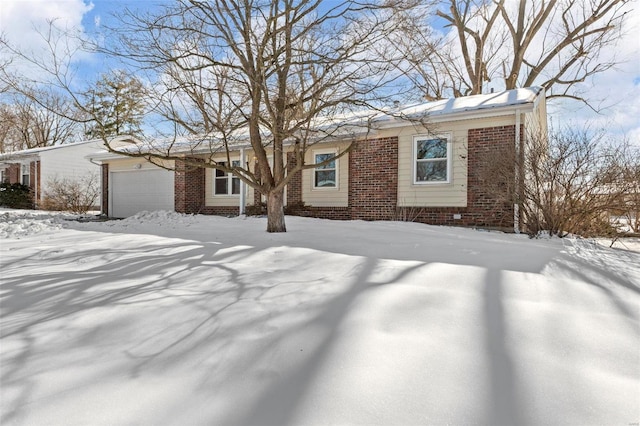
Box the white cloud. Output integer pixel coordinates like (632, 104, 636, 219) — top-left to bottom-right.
(1, 0, 93, 47)
(548, 3, 640, 144)
(0, 0, 94, 81)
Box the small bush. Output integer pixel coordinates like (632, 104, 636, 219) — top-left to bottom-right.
(41, 173, 99, 214)
(245, 202, 267, 216)
(0, 182, 33, 209)
(392, 205, 426, 222)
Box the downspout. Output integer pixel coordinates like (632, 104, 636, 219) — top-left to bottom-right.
(89, 157, 103, 214)
(514, 110, 521, 234)
(239, 148, 246, 215)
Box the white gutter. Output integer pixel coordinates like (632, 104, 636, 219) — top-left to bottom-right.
(375, 103, 537, 130)
(239, 148, 246, 215)
(514, 110, 521, 234)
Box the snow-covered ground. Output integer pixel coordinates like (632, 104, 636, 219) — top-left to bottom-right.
(1, 209, 638, 425)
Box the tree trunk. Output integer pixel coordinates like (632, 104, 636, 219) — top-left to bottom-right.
(266, 188, 286, 233)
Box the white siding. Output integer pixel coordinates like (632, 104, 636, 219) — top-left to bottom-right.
(39, 141, 104, 195)
(107, 157, 175, 172)
(378, 115, 519, 207)
(205, 154, 247, 208)
(301, 142, 350, 207)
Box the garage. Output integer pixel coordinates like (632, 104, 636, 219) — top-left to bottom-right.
(110, 169, 175, 217)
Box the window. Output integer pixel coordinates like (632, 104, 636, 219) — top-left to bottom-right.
(414, 136, 450, 183)
(214, 161, 240, 195)
(0, 170, 5, 183)
(314, 152, 337, 188)
(21, 164, 30, 186)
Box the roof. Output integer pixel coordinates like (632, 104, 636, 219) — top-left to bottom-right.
(89, 87, 545, 161)
(378, 86, 544, 126)
(0, 139, 105, 162)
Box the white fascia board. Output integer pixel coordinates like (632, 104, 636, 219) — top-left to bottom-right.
(86, 151, 131, 162)
(0, 153, 40, 163)
(374, 103, 537, 130)
(0, 139, 104, 160)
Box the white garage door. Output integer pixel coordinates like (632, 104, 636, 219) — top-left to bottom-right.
(110, 169, 175, 217)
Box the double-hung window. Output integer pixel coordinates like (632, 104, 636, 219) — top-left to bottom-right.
(314, 152, 337, 188)
(414, 136, 450, 183)
(214, 160, 240, 195)
(21, 164, 30, 186)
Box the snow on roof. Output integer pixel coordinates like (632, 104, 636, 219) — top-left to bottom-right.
(379, 86, 544, 123)
(89, 87, 544, 160)
(0, 139, 105, 161)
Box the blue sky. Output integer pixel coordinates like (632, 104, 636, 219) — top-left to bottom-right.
(1, 0, 639, 143)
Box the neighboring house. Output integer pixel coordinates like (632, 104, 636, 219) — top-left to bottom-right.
(90, 87, 547, 231)
(0, 140, 106, 208)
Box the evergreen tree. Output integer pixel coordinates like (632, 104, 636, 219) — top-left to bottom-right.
(84, 70, 146, 138)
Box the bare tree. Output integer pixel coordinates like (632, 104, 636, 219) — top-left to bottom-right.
(41, 172, 100, 214)
(95, 0, 411, 232)
(0, 88, 82, 152)
(392, 0, 630, 106)
(382, 2, 455, 100)
(612, 142, 640, 234)
(481, 125, 635, 238)
(0, 2, 423, 232)
(0, 22, 88, 151)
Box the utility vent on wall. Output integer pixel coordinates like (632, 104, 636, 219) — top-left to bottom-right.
(453, 214, 462, 220)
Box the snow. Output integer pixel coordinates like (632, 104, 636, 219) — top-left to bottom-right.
(0, 138, 104, 159)
(90, 87, 543, 161)
(0, 210, 65, 239)
(395, 87, 543, 120)
(1, 209, 638, 425)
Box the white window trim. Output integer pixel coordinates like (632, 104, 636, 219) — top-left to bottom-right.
(213, 160, 241, 197)
(21, 163, 30, 186)
(312, 149, 339, 190)
(412, 133, 452, 185)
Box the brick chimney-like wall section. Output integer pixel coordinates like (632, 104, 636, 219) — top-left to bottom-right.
(349, 137, 399, 220)
(7, 164, 20, 184)
(175, 158, 204, 214)
(286, 152, 302, 206)
(465, 125, 517, 229)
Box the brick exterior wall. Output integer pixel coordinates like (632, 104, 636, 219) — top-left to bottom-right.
(282, 127, 519, 230)
(175, 158, 205, 214)
(2, 162, 35, 208)
(393, 125, 517, 229)
(466, 125, 517, 228)
(6, 163, 20, 184)
(349, 137, 399, 220)
(286, 206, 351, 220)
(164, 125, 520, 230)
(200, 205, 242, 216)
(101, 164, 109, 216)
(286, 152, 302, 206)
